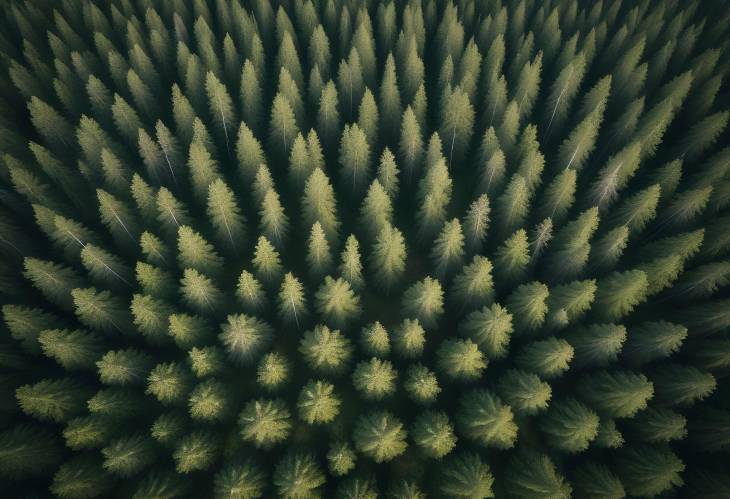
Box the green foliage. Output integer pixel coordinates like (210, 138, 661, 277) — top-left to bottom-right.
(457, 390, 517, 449)
(504, 450, 572, 499)
(353, 410, 408, 463)
(615, 445, 685, 497)
(239, 398, 291, 449)
(299, 324, 353, 374)
(540, 398, 600, 453)
(274, 452, 326, 498)
(1, 1, 728, 495)
(353, 357, 397, 400)
(439, 452, 494, 498)
(411, 411, 457, 458)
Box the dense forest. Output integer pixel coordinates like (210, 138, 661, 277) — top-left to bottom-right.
(0, 0, 729, 497)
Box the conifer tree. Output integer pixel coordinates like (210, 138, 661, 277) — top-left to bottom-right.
(278, 273, 308, 328)
(540, 398, 600, 453)
(460, 304, 513, 359)
(360, 179, 393, 240)
(273, 452, 326, 498)
(252, 236, 283, 287)
(299, 324, 353, 375)
(307, 222, 334, 280)
(504, 450, 572, 499)
(411, 411, 457, 459)
(615, 445, 685, 497)
(390, 318, 425, 359)
(579, 370, 654, 418)
(219, 314, 274, 366)
(451, 255, 494, 308)
(498, 369, 552, 415)
(207, 179, 246, 253)
(439, 452, 494, 498)
(1, 2, 729, 495)
(302, 168, 340, 243)
(457, 389, 517, 449)
(239, 398, 291, 449)
(353, 411, 407, 463)
(437, 339, 486, 381)
(315, 276, 361, 329)
(353, 357, 397, 400)
(339, 234, 364, 291)
(402, 277, 444, 329)
(516, 337, 574, 379)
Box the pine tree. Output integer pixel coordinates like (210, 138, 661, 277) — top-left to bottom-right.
(431, 219, 465, 278)
(2, 304, 57, 355)
(72, 287, 132, 334)
(540, 398, 599, 453)
(353, 411, 407, 463)
(236, 123, 266, 181)
(370, 223, 406, 291)
(357, 88, 379, 148)
(307, 222, 334, 280)
(416, 158, 453, 239)
(219, 314, 274, 366)
(437, 339, 486, 381)
(460, 303, 513, 359)
(146, 362, 191, 405)
(315, 276, 361, 329)
(505, 282, 549, 334)
(579, 370, 654, 418)
(252, 236, 283, 287)
(299, 324, 353, 374)
(302, 168, 340, 243)
(567, 323, 627, 369)
(498, 369, 551, 415)
(214, 460, 266, 499)
(651, 363, 716, 407)
(360, 179, 392, 240)
(101, 433, 156, 476)
(571, 463, 625, 499)
(593, 270, 649, 322)
(399, 106, 423, 184)
(273, 452, 326, 498)
(516, 337, 574, 379)
(0, 425, 61, 478)
(189, 379, 230, 422)
(50, 455, 112, 499)
(278, 273, 308, 328)
(238, 398, 291, 449)
(257, 352, 290, 390)
(462, 194, 490, 253)
(339, 123, 371, 194)
(503, 450, 572, 499)
(404, 363, 440, 404)
(392, 318, 426, 358)
(616, 445, 685, 497)
(327, 440, 356, 477)
(339, 234, 364, 291)
(402, 277, 444, 329)
(411, 411, 456, 459)
(353, 357, 397, 400)
(457, 389, 517, 449)
(207, 178, 246, 253)
(451, 255, 494, 308)
(629, 406, 688, 443)
(269, 93, 299, 158)
(16, 378, 90, 423)
(359, 321, 390, 357)
(623, 321, 687, 366)
(439, 452, 494, 498)
(493, 229, 530, 285)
